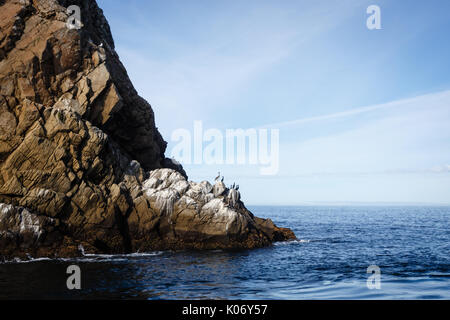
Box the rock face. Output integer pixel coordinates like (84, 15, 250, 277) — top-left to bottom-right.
(0, 0, 295, 260)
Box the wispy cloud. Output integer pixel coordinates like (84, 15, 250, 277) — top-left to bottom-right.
(114, 0, 362, 132)
(100, 0, 450, 204)
(259, 89, 450, 129)
(431, 165, 450, 173)
(279, 89, 450, 178)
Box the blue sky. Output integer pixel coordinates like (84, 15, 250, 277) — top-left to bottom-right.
(98, 0, 450, 205)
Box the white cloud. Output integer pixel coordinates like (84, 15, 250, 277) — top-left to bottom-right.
(431, 165, 450, 173)
(279, 89, 450, 176)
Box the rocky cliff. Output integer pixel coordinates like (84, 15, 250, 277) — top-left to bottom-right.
(0, 0, 295, 260)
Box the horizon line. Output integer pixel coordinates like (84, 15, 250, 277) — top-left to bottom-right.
(246, 201, 450, 207)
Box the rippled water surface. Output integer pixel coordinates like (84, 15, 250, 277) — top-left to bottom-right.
(0, 206, 449, 299)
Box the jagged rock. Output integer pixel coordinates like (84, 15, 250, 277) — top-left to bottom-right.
(0, 203, 69, 259)
(0, 0, 295, 259)
(226, 188, 241, 207)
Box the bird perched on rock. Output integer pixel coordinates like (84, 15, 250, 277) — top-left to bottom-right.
(236, 185, 239, 191)
(214, 172, 221, 181)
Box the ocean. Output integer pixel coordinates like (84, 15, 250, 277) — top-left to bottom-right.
(0, 206, 449, 299)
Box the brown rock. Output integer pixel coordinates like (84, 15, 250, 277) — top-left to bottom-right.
(0, 0, 295, 260)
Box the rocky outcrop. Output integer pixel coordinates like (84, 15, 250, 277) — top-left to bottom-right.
(0, 0, 295, 260)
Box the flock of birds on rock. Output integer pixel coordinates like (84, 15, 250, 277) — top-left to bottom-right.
(214, 172, 241, 207)
(214, 172, 239, 190)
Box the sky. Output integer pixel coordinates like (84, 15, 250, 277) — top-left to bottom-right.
(97, 0, 450, 205)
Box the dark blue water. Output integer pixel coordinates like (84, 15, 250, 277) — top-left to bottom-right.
(0, 206, 449, 299)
